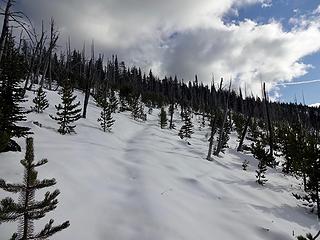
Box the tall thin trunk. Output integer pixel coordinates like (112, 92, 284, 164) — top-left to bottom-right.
(214, 81, 232, 156)
(169, 102, 174, 129)
(0, 0, 12, 65)
(206, 111, 218, 161)
(237, 112, 253, 151)
(263, 83, 274, 158)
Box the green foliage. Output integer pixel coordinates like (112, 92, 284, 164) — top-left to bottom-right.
(233, 112, 246, 140)
(159, 107, 168, 129)
(109, 89, 118, 113)
(130, 95, 146, 121)
(251, 141, 270, 185)
(178, 110, 194, 139)
(0, 35, 30, 151)
(0, 138, 70, 239)
(50, 80, 82, 134)
(32, 87, 49, 113)
(98, 94, 115, 132)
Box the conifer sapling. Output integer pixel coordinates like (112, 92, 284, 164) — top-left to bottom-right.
(178, 110, 194, 140)
(32, 87, 49, 113)
(50, 80, 82, 134)
(159, 107, 168, 129)
(98, 94, 115, 132)
(0, 137, 70, 239)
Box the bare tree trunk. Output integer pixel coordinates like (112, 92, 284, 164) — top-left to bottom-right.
(206, 110, 218, 161)
(263, 83, 274, 158)
(82, 41, 95, 119)
(214, 81, 232, 156)
(40, 19, 58, 88)
(0, 0, 12, 65)
(169, 102, 174, 129)
(237, 111, 253, 151)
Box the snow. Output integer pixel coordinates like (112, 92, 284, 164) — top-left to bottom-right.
(1, 87, 319, 240)
(309, 103, 320, 108)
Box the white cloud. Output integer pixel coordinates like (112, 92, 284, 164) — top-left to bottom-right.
(313, 5, 320, 14)
(17, 1, 320, 97)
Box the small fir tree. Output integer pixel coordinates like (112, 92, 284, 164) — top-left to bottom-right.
(131, 95, 146, 121)
(178, 110, 194, 140)
(109, 89, 118, 113)
(32, 87, 49, 113)
(50, 79, 82, 134)
(159, 107, 168, 129)
(251, 141, 269, 185)
(98, 95, 115, 132)
(0, 138, 70, 239)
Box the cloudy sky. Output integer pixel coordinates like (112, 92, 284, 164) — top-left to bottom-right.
(13, 0, 320, 104)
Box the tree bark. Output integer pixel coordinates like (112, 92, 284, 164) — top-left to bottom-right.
(0, 0, 12, 65)
(263, 83, 274, 158)
(237, 111, 253, 151)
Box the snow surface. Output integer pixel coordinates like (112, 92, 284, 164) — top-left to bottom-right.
(309, 103, 320, 108)
(1, 87, 319, 240)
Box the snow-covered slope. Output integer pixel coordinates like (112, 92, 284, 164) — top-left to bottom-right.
(0, 88, 319, 240)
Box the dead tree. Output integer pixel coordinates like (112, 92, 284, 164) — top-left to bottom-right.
(206, 109, 218, 161)
(0, 0, 12, 64)
(237, 109, 254, 151)
(263, 82, 274, 158)
(214, 81, 232, 156)
(40, 18, 59, 89)
(82, 41, 95, 118)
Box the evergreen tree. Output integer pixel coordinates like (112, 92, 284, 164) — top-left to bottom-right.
(0, 138, 70, 239)
(256, 159, 268, 185)
(98, 95, 115, 132)
(131, 95, 146, 121)
(178, 110, 194, 140)
(159, 107, 168, 129)
(0, 35, 30, 152)
(109, 89, 118, 113)
(50, 79, 82, 134)
(32, 87, 49, 113)
(251, 141, 269, 185)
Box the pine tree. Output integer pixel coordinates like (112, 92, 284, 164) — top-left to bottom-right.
(159, 107, 168, 129)
(0, 138, 70, 239)
(131, 95, 146, 121)
(109, 89, 118, 113)
(178, 110, 194, 140)
(0, 34, 30, 152)
(256, 159, 268, 185)
(32, 87, 49, 113)
(251, 141, 269, 185)
(50, 79, 82, 134)
(98, 95, 115, 132)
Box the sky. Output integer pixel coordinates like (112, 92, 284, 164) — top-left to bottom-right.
(8, 0, 320, 104)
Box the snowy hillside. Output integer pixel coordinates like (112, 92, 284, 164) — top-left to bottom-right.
(0, 88, 319, 240)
